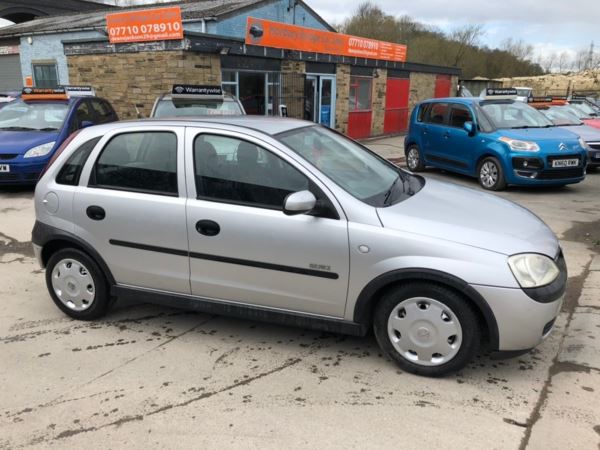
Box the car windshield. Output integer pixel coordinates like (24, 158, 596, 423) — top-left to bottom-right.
(516, 89, 532, 97)
(479, 101, 554, 129)
(563, 104, 591, 119)
(0, 101, 68, 131)
(570, 102, 598, 117)
(153, 98, 242, 117)
(278, 126, 419, 207)
(542, 107, 583, 126)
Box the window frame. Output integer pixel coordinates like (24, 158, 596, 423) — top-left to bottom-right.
(349, 76, 373, 112)
(187, 129, 341, 220)
(88, 130, 180, 197)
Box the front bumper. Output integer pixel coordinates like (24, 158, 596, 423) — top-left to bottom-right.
(472, 284, 563, 351)
(588, 148, 600, 167)
(0, 161, 47, 184)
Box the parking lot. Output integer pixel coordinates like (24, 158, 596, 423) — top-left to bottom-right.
(1, 145, 599, 449)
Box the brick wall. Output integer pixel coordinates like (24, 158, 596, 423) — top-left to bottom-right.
(335, 64, 350, 134)
(67, 50, 221, 119)
(370, 68, 387, 136)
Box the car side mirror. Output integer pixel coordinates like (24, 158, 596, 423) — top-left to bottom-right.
(80, 120, 95, 129)
(463, 121, 475, 135)
(283, 190, 317, 216)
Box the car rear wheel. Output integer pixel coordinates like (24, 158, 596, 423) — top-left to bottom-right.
(477, 156, 506, 191)
(373, 282, 480, 377)
(406, 145, 425, 172)
(46, 248, 110, 320)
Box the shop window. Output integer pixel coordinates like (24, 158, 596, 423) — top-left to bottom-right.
(221, 70, 238, 97)
(349, 77, 372, 111)
(32, 63, 59, 88)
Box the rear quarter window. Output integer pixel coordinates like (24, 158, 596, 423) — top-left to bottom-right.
(56, 136, 101, 186)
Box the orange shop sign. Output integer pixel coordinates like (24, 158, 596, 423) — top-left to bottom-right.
(245, 18, 407, 63)
(106, 6, 183, 44)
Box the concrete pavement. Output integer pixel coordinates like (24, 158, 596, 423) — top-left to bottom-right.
(1, 149, 599, 449)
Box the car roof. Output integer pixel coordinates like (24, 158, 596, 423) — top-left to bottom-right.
(88, 116, 313, 136)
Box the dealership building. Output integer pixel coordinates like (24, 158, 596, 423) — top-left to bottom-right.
(0, 0, 459, 138)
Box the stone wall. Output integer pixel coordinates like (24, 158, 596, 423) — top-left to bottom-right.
(370, 69, 388, 136)
(67, 50, 221, 119)
(280, 60, 306, 120)
(408, 72, 437, 117)
(335, 64, 350, 134)
(500, 70, 600, 95)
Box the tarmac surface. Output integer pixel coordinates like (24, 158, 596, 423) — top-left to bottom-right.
(1, 136, 599, 449)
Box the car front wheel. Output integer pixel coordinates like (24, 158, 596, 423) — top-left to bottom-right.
(477, 156, 506, 190)
(46, 248, 110, 320)
(373, 282, 480, 377)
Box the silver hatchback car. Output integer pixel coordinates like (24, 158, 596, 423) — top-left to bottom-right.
(32, 117, 566, 377)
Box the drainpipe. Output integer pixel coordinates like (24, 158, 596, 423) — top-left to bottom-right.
(201, 18, 206, 33)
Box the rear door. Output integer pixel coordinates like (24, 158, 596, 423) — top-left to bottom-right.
(74, 125, 190, 294)
(184, 127, 350, 317)
(422, 102, 451, 167)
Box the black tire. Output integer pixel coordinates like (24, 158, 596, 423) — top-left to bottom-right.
(477, 156, 506, 191)
(373, 282, 481, 377)
(45, 248, 110, 320)
(405, 144, 426, 172)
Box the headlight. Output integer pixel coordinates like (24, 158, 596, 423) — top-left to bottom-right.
(508, 253, 559, 288)
(23, 141, 56, 158)
(499, 137, 540, 152)
(578, 137, 590, 150)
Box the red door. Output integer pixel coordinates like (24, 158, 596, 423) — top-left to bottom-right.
(434, 75, 452, 98)
(383, 77, 410, 134)
(347, 76, 373, 139)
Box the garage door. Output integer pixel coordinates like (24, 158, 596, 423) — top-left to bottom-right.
(0, 55, 23, 91)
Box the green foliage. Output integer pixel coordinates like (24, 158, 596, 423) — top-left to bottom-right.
(339, 2, 544, 78)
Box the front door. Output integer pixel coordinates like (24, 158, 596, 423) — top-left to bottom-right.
(73, 126, 190, 294)
(184, 128, 350, 317)
(443, 103, 477, 172)
(318, 76, 336, 128)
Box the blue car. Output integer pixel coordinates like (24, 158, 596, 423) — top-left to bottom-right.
(0, 87, 118, 185)
(404, 89, 588, 190)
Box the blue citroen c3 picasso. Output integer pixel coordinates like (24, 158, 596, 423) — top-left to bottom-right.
(404, 88, 588, 190)
(0, 86, 118, 185)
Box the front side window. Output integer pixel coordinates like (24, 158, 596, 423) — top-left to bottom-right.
(91, 100, 115, 123)
(33, 63, 59, 88)
(349, 77, 372, 111)
(480, 101, 554, 129)
(278, 126, 419, 207)
(449, 104, 473, 128)
(0, 100, 69, 131)
(70, 102, 95, 134)
(194, 134, 308, 209)
(92, 132, 178, 195)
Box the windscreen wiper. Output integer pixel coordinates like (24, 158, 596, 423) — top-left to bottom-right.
(0, 126, 38, 131)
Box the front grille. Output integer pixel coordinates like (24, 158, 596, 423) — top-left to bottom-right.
(24, 173, 39, 181)
(543, 318, 556, 336)
(588, 143, 600, 151)
(537, 168, 585, 180)
(0, 173, 19, 181)
(0, 154, 18, 160)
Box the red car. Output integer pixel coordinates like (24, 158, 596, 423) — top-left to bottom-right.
(555, 104, 600, 130)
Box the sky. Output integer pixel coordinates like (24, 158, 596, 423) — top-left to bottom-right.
(1, 0, 598, 64)
(306, 0, 600, 64)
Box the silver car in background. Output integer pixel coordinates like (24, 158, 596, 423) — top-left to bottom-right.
(32, 117, 566, 376)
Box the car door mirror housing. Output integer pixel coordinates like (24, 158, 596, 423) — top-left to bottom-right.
(463, 121, 475, 135)
(283, 190, 317, 216)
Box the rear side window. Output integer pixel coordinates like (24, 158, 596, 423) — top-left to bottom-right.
(425, 103, 448, 125)
(91, 132, 178, 196)
(449, 104, 473, 128)
(56, 136, 101, 186)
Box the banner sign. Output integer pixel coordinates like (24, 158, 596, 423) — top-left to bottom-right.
(486, 88, 517, 96)
(0, 45, 19, 55)
(171, 85, 223, 96)
(106, 6, 183, 44)
(245, 17, 407, 63)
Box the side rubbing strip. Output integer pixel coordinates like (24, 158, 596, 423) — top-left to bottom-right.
(109, 239, 188, 257)
(109, 239, 339, 280)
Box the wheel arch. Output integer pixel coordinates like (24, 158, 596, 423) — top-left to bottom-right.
(33, 221, 116, 286)
(352, 268, 499, 350)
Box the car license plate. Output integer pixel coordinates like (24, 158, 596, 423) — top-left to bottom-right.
(552, 159, 578, 168)
(0, 164, 9, 173)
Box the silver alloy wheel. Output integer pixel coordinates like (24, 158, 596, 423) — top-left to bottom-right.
(387, 297, 462, 366)
(407, 147, 420, 170)
(51, 258, 95, 311)
(480, 161, 499, 188)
